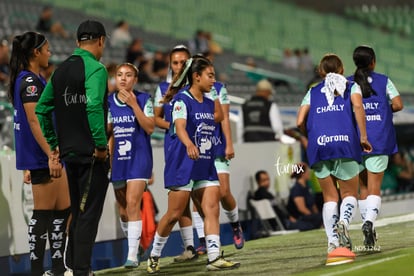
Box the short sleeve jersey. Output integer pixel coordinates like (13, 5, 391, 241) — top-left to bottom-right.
(13, 70, 48, 170)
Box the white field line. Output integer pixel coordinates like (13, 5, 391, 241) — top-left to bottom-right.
(321, 254, 409, 276)
(349, 213, 414, 230)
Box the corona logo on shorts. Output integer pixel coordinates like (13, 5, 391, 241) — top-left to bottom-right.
(317, 134, 350, 146)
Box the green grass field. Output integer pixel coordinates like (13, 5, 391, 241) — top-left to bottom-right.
(97, 214, 414, 275)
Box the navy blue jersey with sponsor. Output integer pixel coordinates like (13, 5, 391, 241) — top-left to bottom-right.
(13, 70, 48, 170)
(348, 72, 397, 155)
(306, 81, 361, 167)
(108, 91, 153, 181)
(164, 90, 218, 188)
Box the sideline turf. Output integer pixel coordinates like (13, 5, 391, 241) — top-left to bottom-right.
(96, 216, 414, 275)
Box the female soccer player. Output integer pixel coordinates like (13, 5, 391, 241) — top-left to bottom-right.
(108, 62, 154, 268)
(297, 54, 372, 255)
(147, 56, 239, 274)
(9, 31, 70, 276)
(350, 45, 403, 248)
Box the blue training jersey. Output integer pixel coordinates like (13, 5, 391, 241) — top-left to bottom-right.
(306, 81, 361, 167)
(164, 90, 218, 188)
(13, 70, 48, 170)
(348, 72, 398, 155)
(108, 90, 153, 181)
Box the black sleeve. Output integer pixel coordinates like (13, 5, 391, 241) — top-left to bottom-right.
(20, 74, 43, 104)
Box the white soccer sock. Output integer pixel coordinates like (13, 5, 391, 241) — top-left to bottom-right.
(224, 205, 239, 223)
(192, 211, 205, 239)
(206, 234, 220, 262)
(339, 196, 357, 228)
(119, 217, 128, 237)
(150, 232, 169, 257)
(358, 199, 367, 221)
(323, 201, 339, 246)
(179, 225, 194, 248)
(365, 195, 381, 225)
(127, 220, 142, 261)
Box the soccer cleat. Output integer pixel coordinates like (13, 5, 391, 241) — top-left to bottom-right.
(196, 244, 207, 255)
(362, 221, 377, 248)
(232, 224, 245, 249)
(173, 245, 198, 262)
(326, 247, 356, 266)
(206, 251, 241, 271)
(63, 269, 73, 276)
(327, 243, 338, 254)
(43, 271, 54, 276)
(124, 259, 139, 268)
(335, 221, 352, 250)
(147, 256, 160, 274)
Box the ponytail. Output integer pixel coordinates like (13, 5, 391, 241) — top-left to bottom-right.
(354, 67, 376, 98)
(352, 45, 376, 98)
(8, 32, 47, 105)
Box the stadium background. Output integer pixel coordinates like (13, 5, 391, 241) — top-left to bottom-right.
(0, 0, 414, 274)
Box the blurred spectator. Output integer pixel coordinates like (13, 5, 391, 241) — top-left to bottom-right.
(282, 48, 298, 70)
(242, 79, 283, 142)
(138, 59, 156, 84)
(253, 170, 289, 231)
(306, 65, 323, 89)
(0, 39, 10, 85)
(204, 31, 223, 55)
(125, 38, 145, 66)
(388, 152, 414, 193)
(300, 48, 314, 72)
(110, 20, 133, 48)
(244, 56, 263, 83)
(106, 63, 117, 94)
(187, 29, 209, 54)
(36, 6, 69, 38)
(152, 50, 168, 80)
(286, 163, 322, 231)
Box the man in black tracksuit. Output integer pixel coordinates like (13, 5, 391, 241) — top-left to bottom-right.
(36, 20, 109, 276)
(242, 79, 284, 142)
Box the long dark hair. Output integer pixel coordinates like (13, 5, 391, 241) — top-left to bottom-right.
(163, 55, 212, 103)
(353, 45, 376, 98)
(318, 53, 343, 77)
(8, 32, 47, 105)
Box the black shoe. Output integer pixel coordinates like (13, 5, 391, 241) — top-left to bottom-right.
(362, 221, 376, 248)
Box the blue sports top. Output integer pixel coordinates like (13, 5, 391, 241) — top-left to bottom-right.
(13, 70, 48, 170)
(164, 90, 218, 188)
(305, 80, 362, 167)
(108, 90, 153, 181)
(348, 72, 398, 155)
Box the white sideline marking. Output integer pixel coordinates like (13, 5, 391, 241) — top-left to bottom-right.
(321, 254, 408, 276)
(349, 213, 414, 230)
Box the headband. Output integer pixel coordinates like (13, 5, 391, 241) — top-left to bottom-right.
(34, 37, 47, 49)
